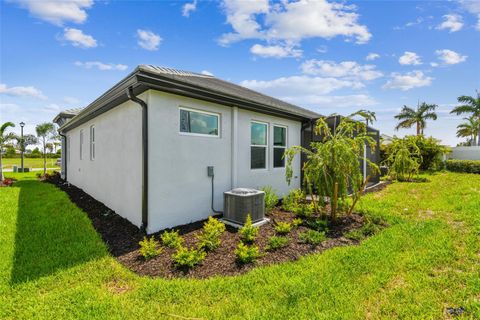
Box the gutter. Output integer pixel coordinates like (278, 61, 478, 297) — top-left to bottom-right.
(58, 132, 67, 181)
(127, 86, 149, 233)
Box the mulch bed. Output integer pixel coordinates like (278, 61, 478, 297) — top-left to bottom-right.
(45, 172, 389, 279)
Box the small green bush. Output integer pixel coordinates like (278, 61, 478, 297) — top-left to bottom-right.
(239, 214, 259, 243)
(274, 221, 292, 235)
(345, 216, 383, 241)
(139, 236, 162, 260)
(235, 242, 260, 263)
(292, 218, 303, 227)
(299, 230, 326, 246)
(160, 230, 184, 249)
(197, 216, 226, 251)
(282, 189, 305, 212)
(261, 186, 279, 213)
(304, 219, 329, 232)
(265, 236, 289, 251)
(173, 246, 206, 269)
(446, 159, 480, 174)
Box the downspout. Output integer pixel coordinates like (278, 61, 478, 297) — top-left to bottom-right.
(127, 87, 149, 233)
(59, 132, 67, 181)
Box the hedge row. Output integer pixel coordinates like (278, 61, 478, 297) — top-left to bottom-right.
(445, 159, 480, 174)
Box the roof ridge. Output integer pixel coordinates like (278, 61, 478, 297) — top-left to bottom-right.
(140, 65, 214, 78)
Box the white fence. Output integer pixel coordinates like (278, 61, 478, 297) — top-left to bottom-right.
(446, 146, 480, 160)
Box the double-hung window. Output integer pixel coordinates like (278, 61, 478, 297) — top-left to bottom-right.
(251, 121, 268, 169)
(273, 126, 287, 168)
(90, 125, 95, 160)
(79, 130, 84, 160)
(179, 108, 219, 137)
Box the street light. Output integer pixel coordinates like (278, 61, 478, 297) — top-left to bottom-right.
(19, 122, 25, 173)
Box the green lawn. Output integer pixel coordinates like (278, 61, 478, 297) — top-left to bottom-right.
(1, 172, 479, 319)
(1, 158, 60, 169)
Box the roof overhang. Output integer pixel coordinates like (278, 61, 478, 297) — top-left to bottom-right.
(59, 67, 319, 133)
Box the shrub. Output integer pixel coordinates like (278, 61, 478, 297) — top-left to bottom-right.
(299, 230, 326, 246)
(446, 159, 480, 174)
(265, 236, 289, 251)
(292, 218, 303, 227)
(261, 186, 279, 213)
(160, 230, 183, 249)
(274, 221, 292, 235)
(384, 136, 421, 181)
(304, 219, 329, 232)
(345, 217, 383, 241)
(173, 246, 206, 269)
(282, 189, 305, 212)
(235, 242, 260, 263)
(138, 236, 162, 260)
(239, 214, 259, 243)
(197, 216, 226, 251)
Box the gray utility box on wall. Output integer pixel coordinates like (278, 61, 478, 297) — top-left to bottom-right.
(224, 188, 265, 225)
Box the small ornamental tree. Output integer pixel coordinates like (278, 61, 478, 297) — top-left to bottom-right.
(0, 122, 16, 181)
(35, 122, 55, 176)
(285, 111, 379, 220)
(383, 136, 421, 181)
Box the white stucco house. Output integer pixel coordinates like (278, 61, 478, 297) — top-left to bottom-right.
(54, 65, 321, 234)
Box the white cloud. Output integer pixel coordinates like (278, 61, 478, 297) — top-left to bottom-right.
(0, 83, 47, 99)
(240, 76, 364, 97)
(430, 62, 439, 67)
(317, 45, 328, 53)
(435, 49, 467, 64)
(283, 94, 377, 109)
(182, 0, 197, 17)
(366, 53, 380, 61)
(201, 70, 214, 76)
(219, 0, 371, 46)
(62, 28, 97, 48)
(74, 61, 128, 71)
(63, 96, 80, 104)
(136, 29, 162, 51)
(250, 43, 302, 58)
(398, 51, 422, 65)
(12, 0, 93, 26)
(383, 71, 433, 91)
(457, 1, 480, 30)
(300, 60, 383, 81)
(436, 14, 464, 32)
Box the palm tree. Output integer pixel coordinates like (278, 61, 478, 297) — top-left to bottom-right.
(394, 102, 438, 135)
(450, 91, 480, 146)
(0, 122, 16, 181)
(35, 122, 55, 176)
(456, 116, 480, 146)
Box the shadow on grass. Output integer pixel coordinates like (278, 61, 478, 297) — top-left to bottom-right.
(10, 178, 107, 285)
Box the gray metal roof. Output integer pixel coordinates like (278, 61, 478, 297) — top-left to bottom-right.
(139, 65, 320, 119)
(58, 65, 321, 132)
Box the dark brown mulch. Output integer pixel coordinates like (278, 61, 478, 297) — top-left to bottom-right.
(45, 172, 386, 279)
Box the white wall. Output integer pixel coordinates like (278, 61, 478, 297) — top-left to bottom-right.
(66, 98, 143, 227)
(147, 90, 301, 233)
(447, 146, 480, 160)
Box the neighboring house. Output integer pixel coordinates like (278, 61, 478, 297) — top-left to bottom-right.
(54, 65, 320, 233)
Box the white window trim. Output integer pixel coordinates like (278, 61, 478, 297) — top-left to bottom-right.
(67, 136, 70, 163)
(90, 125, 95, 161)
(250, 120, 268, 170)
(178, 106, 220, 138)
(273, 124, 288, 169)
(79, 129, 84, 160)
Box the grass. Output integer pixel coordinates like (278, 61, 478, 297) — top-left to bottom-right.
(1, 171, 479, 319)
(1, 158, 60, 169)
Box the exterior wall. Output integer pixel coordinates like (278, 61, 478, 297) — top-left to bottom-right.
(447, 146, 480, 160)
(147, 90, 301, 233)
(65, 98, 143, 227)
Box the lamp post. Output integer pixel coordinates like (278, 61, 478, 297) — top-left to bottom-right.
(20, 122, 25, 173)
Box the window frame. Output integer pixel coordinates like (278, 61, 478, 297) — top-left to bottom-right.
(178, 106, 220, 138)
(273, 125, 288, 168)
(250, 120, 268, 170)
(90, 125, 95, 161)
(79, 129, 84, 160)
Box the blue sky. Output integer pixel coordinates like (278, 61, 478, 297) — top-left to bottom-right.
(1, 0, 479, 146)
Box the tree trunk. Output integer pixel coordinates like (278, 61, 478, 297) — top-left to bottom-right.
(0, 151, 3, 182)
(477, 129, 480, 146)
(416, 122, 421, 135)
(43, 138, 47, 176)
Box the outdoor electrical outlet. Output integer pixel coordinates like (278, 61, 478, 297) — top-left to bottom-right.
(207, 166, 214, 177)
